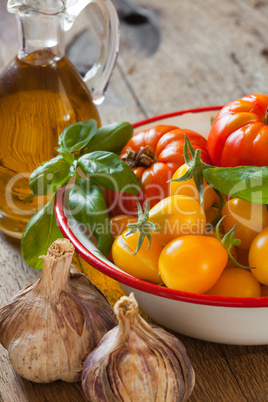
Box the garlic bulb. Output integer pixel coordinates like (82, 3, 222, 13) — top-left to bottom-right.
(82, 293, 195, 401)
(0, 238, 117, 383)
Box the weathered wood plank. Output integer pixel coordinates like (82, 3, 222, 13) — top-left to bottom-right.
(117, 0, 268, 114)
(219, 343, 268, 401)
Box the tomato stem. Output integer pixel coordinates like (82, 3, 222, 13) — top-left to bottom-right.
(124, 146, 156, 168)
(216, 216, 253, 270)
(264, 107, 268, 125)
(169, 135, 225, 208)
(126, 197, 155, 255)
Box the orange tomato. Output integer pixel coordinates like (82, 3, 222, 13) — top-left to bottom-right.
(112, 230, 163, 284)
(110, 215, 137, 239)
(202, 225, 236, 268)
(206, 268, 261, 297)
(148, 195, 206, 245)
(249, 225, 268, 285)
(158, 235, 228, 293)
(221, 198, 268, 249)
(170, 164, 215, 211)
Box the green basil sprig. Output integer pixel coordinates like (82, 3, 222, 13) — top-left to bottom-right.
(58, 119, 97, 154)
(79, 121, 133, 155)
(69, 178, 113, 256)
(203, 166, 268, 204)
(21, 194, 63, 270)
(78, 151, 140, 193)
(21, 120, 139, 269)
(29, 155, 76, 195)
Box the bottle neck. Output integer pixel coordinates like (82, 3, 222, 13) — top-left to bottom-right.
(17, 11, 65, 65)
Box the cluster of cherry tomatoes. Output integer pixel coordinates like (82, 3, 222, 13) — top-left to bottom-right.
(106, 94, 268, 298)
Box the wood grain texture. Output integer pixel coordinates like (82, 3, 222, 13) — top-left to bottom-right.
(0, 0, 268, 401)
(108, 0, 268, 119)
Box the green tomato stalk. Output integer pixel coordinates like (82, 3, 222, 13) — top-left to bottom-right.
(126, 197, 155, 255)
(169, 135, 226, 209)
(215, 216, 253, 270)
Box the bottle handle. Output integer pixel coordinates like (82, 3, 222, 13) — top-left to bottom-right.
(64, 0, 120, 105)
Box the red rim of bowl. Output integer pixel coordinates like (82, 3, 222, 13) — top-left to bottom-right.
(54, 106, 268, 308)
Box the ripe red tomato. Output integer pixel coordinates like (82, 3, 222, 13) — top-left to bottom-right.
(107, 125, 211, 216)
(207, 94, 268, 167)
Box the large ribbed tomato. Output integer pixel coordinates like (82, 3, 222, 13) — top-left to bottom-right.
(207, 94, 268, 167)
(107, 124, 211, 216)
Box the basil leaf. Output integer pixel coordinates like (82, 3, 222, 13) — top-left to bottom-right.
(56, 147, 75, 164)
(81, 122, 133, 155)
(78, 151, 141, 194)
(58, 120, 97, 153)
(69, 179, 113, 255)
(203, 166, 268, 204)
(21, 195, 63, 270)
(29, 155, 74, 195)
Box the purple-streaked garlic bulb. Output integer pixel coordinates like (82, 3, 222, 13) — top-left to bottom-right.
(82, 293, 195, 401)
(0, 238, 117, 383)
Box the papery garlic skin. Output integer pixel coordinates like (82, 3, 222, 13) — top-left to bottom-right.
(82, 293, 195, 402)
(0, 239, 117, 383)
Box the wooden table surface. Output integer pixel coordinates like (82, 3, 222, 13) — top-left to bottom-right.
(0, 0, 268, 401)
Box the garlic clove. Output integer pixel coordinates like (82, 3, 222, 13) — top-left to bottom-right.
(0, 238, 117, 383)
(82, 293, 195, 402)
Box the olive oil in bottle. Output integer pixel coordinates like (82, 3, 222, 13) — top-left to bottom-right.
(1, 0, 112, 238)
(1, 0, 120, 238)
(0, 50, 101, 238)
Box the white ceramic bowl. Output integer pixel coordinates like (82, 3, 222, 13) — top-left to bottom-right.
(55, 107, 268, 346)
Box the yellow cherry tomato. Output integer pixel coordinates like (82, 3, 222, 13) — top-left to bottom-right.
(107, 215, 137, 262)
(112, 230, 163, 284)
(249, 225, 268, 285)
(222, 198, 268, 249)
(202, 227, 237, 268)
(206, 268, 261, 297)
(158, 235, 228, 293)
(110, 215, 137, 239)
(148, 195, 206, 245)
(170, 164, 215, 211)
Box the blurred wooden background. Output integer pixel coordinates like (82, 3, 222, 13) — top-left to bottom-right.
(2, 0, 268, 123)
